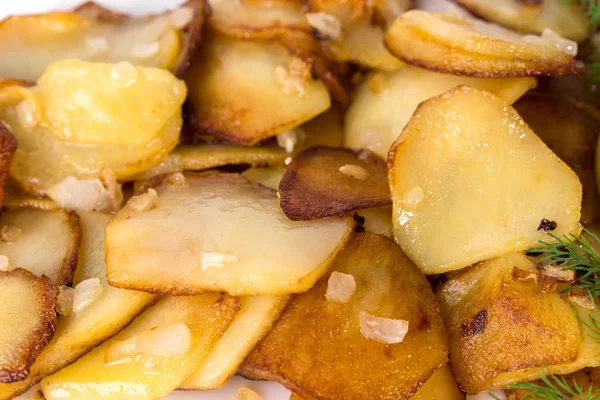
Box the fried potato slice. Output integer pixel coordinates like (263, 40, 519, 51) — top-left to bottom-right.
(385, 11, 584, 77)
(240, 232, 448, 400)
(389, 86, 582, 274)
(514, 93, 600, 225)
(106, 173, 354, 296)
(174, 143, 287, 171)
(0, 123, 16, 208)
(0, 269, 57, 384)
(344, 65, 536, 159)
(279, 147, 390, 220)
(180, 295, 290, 390)
(242, 167, 286, 190)
(455, 0, 589, 42)
(41, 294, 240, 400)
(0, 0, 207, 81)
(3, 179, 58, 211)
(0, 211, 156, 400)
(0, 59, 186, 194)
(300, 106, 344, 150)
(355, 206, 393, 237)
(184, 31, 330, 145)
(0, 208, 81, 286)
(437, 252, 580, 394)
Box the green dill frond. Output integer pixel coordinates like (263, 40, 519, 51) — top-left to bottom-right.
(580, 0, 600, 31)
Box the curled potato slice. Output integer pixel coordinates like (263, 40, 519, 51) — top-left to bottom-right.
(184, 31, 331, 145)
(0, 208, 81, 286)
(0, 0, 207, 81)
(385, 10, 584, 77)
(344, 65, 536, 159)
(0, 211, 156, 400)
(0, 269, 57, 384)
(389, 86, 582, 274)
(279, 147, 390, 220)
(0, 123, 16, 208)
(436, 252, 580, 394)
(106, 173, 354, 296)
(0, 59, 186, 194)
(179, 295, 290, 390)
(514, 93, 600, 225)
(41, 294, 240, 400)
(455, 0, 589, 42)
(241, 232, 448, 400)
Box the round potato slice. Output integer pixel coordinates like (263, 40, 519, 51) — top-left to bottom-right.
(240, 232, 448, 400)
(385, 10, 584, 77)
(106, 173, 355, 296)
(0, 269, 57, 384)
(0, 0, 207, 81)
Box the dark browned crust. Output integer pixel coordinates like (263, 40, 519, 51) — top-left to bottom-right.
(460, 310, 487, 337)
(279, 146, 391, 221)
(59, 211, 82, 287)
(73, 0, 209, 78)
(0, 269, 57, 384)
(0, 123, 18, 210)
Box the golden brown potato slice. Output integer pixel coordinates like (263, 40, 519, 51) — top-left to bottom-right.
(0, 211, 156, 400)
(514, 93, 600, 225)
(279, 146, 390, 220)
(389, 86, 582, 274)
(300, 106, 344, 150)
(242, 167, 286, 190)
(385, 11, 584, 77)
(174, 143, 287, 171)
(455, 0, 589, 42)
(0, 59, 186, 194)
(0, 123, 16, 208)
(437, 252, 580, 394)
(3, 179, 58, 211)
(0, 269, 57, 384)
(344, 65, 536, 159)
(185, 31, 330, 145)
(0, 0, 207, 81)
(0, 208, 81, 286)
(240, 232, 448, 400)
(41, 294, 240, 400)
(355, 206, 393, 237)
(106, 173, 354, 296)
(180, 295, 290, 390)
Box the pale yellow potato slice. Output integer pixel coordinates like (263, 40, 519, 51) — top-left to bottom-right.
(0, 269, 56, 384)
(437, 252, 580, 394)
(241, 167, 286, 190)
(185, 31, 330, 145)
(106, 173, 354, 296)
(0, 211, 156, 400)
(0, 0, 207, 81)
(0, 208, 81, 286)
(385, 11, 584, 77)
(0, 59, 186, 194)
(355, 206, 393, 238)
(41, 294, 240, 400)
(174, 144, 287, 171)
(180, 295, 290, 390)
(455, 0, 589, 42)
(344, 65, 536, 158)
(389, 86, 582, 274)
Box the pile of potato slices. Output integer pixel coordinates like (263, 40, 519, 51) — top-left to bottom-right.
(0, 0, 597, 399)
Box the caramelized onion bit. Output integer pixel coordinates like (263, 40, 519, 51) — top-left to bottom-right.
(359, 311, 409, 344)
(568, 291, 596, 310)
(46, 176, 113, 212)
(305, 12, 342, 41)
(0, 225, 21, 242)
(326, 271, 357, 304)
(56, 286, 75, 316)
(73, 277, 104, 314)
(511, 267, 557, 294)
(127, 189, 158, 212)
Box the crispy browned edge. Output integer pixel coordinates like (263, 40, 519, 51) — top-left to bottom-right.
(0, 269, 57, 384)
(59, 211, 82, 287)
(0, 124, 17, 210)
(279, 146, 391, 221)
(383, 18, 585, 78)
(73, 0, 210, 78)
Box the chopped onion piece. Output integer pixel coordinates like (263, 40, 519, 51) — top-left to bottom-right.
(326, 271, 356, 304)
(338, 164, 370, 180)
(568, 291, 596, 310)
(0, 255, 10, 271)
(104, 323, 191, 365)
(276, 128, 305, 153)
(46, 176, 112, 212)
(238, 387, 262, 400)
(200, 252, 238, 270)
(56, 286, 75, 316)
(0, 225, 21, 242)
(275, 58, 311, 98)
(73, 278, 104, 314)
(127, 189, 158, 212)
(305, 12, 342, 41)
(359, 311, 409, 344)
(132, 42, 160, 59)
(166, 172, 187, 187)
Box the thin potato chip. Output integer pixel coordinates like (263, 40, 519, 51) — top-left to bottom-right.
(385, 11, 584, 77)
(0, 208, 81, 286)
(0, 0, 207, 81)
(241, 232, 448, 400)
(106, 173, 354, 295)
(279, 147, 390, 220)
(0, 269, 57, 384)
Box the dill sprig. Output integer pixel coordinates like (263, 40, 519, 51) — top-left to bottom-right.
(577, 0, 600, 31)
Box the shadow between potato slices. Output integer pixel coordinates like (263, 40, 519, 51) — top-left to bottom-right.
(279, 146, 391, 220)
(385, 11, 584, 77)
(0, 269, 57, 385)
(106, 172, 354, 296)
(388, 86, 582, 274)
(0, 0, 207, 81)
(240, 232, 448, 400)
